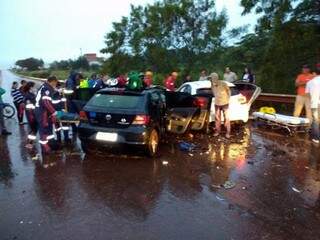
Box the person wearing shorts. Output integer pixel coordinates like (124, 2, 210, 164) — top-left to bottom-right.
(210, 72, 231, 139)
(294, 65, 314, 121)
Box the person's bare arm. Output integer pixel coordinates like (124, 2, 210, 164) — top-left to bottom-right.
(234, 73, 238, 81)
(295, 76, 305, 87)
(226, 84, 231, 98)
(211, 80, 215, 94)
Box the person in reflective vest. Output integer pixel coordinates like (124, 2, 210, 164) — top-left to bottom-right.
(24, 81, 38, 148)
(52, 83, 70, 144)
(35, 76, 58, 154)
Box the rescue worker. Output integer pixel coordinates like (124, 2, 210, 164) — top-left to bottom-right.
(64, 72, 80, 137)
(35, 76, 59, 154)
(164, 72, 178, 91)
(144, 71, 153, 87)
(24, 81, 37, 148)
(52, 83, 70, 144)
(79, 74, 89, 89)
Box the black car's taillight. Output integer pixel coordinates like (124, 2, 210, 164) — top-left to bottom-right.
(132, 115, 150, 125)
(193, 97, 208, 108)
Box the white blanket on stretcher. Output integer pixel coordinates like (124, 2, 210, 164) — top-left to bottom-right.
(252, 112, 310, 125)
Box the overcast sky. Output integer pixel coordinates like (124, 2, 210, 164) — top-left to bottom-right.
(0, 0, 256, 68)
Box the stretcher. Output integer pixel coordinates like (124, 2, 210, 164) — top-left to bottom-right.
(252, 112, 310, 135)
(58, 112, 80, 124)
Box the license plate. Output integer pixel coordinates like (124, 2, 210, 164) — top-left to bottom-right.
(96, 132, 118, 142)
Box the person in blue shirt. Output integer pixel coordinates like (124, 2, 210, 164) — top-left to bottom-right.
(24, 81, 38, 148)
(88, 73, 97, 88)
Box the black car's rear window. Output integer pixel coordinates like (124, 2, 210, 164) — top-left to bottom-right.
(87, 93, 145, 110)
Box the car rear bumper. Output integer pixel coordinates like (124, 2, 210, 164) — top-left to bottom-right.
(78, 123, 149, 146)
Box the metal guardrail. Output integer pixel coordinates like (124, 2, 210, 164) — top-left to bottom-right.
(256, 93, 296, 104)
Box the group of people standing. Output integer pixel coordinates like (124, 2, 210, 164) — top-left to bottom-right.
(183, 67, 255, 84)
(3, 77, 70, 154)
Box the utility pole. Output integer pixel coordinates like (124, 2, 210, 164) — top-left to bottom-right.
(80, 48, 82, 56)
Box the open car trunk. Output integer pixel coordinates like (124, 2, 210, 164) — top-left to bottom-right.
(165, 91, 212, 134)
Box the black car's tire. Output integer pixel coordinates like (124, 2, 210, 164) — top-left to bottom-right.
(146, 129, 159, 158)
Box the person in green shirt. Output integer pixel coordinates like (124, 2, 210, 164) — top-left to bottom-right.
(0, 87, 12, 135)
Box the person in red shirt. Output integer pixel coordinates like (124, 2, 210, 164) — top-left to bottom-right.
(294, 65, 314, 121)
(164, 72, 178, 91)
(117, 75, 128, 88)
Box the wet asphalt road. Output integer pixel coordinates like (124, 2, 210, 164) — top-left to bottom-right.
(1, 70, 320, 240)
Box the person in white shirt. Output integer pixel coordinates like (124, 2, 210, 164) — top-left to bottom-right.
(198, 69, 207, 81)
(223, 67, 238, 83)
(306, 64, 320, 144)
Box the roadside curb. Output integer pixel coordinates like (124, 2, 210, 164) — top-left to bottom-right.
(10, 70, 65, 83)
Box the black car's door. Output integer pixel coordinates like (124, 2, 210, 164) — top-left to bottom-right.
(149, 92, 166, 135)
(165, 91, 211, 134)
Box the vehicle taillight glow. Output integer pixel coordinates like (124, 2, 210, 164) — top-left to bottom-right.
(79, 111, 88, 121)
(132, 115, 150, 125)
(193, 97, 208, 108)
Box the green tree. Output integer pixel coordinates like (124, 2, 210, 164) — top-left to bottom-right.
(15, 57, 44, 71)
(240, 0, 320, 93)
(101, 0, 227, 77)
(71, 56, 90, 71)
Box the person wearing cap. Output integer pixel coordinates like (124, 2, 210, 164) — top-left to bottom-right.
(306, 64, 320, 144)
(164, 72, 178, 91)
(294, 65, 314, 121)
(210, 72, 231, 139)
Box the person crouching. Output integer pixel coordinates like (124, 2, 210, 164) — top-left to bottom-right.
(209, 72, 231, 139)
(52, 83, 70, 144)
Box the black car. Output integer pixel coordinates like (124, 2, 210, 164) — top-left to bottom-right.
(78, 87, 211, 157)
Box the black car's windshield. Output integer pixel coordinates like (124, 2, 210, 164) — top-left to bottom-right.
(87, 93, 145, 110)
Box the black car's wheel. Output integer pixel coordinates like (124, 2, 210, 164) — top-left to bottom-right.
(146, 129, 159, 157)
(3, 104, 15, 119)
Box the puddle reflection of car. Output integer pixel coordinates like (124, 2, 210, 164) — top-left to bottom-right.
(78, 87, 211, 157)
(177, 80, 261, 123)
